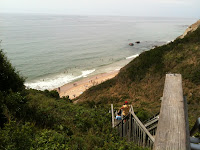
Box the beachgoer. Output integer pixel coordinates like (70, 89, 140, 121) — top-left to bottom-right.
(115, 112, 122, 120)
(120, 101, 130, 117)
(58, 87, 60, 92)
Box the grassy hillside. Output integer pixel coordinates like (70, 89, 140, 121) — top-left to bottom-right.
(78, 25, 200, 126)
(0, 47, 146, 149)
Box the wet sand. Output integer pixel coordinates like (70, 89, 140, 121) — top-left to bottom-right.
(58, 71, 119, 99)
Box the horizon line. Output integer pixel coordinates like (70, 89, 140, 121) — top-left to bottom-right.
(0, 12, 198, 20)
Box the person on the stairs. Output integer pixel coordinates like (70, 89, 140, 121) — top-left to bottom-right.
(115, 112, 122, 120)
(120, 101, 130, 118)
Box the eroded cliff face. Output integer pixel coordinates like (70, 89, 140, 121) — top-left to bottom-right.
(179, 20, 200, 39)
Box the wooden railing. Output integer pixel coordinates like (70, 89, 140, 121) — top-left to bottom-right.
(153, 74, 190, 150)
(144, 114, 159, 137)
(190, 118, 200, 150)
(113, 105, 155, 149)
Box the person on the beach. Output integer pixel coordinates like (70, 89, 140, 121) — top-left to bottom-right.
(115, 112, 122, 120)
(58, 87, 60, 93)
(120, 101, 130, 118)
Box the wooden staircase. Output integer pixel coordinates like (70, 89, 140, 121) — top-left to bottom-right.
(112, 105, 156, 149)
(111, 74, 192, 149)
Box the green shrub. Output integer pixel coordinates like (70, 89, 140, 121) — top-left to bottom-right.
(0, 49, 24, 92)
(31, 129, 69, 150)
(44, 89, 60, 99)
(135, 109, 150, 122)
(62, 95, 72, 103)
(0, 121, 34, 150)
(4, 92, 27, 117)
(0, 92, 7, 127)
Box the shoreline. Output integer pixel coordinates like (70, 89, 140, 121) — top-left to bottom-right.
(57, 70, 119, 99)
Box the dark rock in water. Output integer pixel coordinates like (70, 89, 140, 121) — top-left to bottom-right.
(129, 43, 134, 46)
(135, 41, 140, 44)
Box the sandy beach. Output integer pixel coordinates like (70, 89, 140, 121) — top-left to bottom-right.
(58, 71, 119, 99)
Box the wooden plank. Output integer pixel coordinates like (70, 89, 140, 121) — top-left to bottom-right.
(144, 116, 159, 127)
(111, 104, 115, 128)
(128, 114, 132, 141)
(122, 120, 124, 137)
(153, 74, 190, 150)
(133, 119, 136, 141)
(143, 131, 146, 147)
(123, 121, 126, 137)
(147, 124, 157, 132)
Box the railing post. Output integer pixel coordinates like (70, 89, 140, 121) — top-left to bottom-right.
(122, 119, 123, 137)
(128, 113, 132, 141)
(143, 131, 146, 147)
(111, 104, 115, 128)
(184, 96, 190, 150)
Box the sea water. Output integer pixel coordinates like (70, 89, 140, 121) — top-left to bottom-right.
(0, 13, 196, 90)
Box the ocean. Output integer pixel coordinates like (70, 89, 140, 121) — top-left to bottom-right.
(0, 13, 196, 90)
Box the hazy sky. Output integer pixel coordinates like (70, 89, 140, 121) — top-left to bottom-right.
(0, 0, 199, 18)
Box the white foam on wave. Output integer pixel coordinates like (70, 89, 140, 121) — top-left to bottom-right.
(115, 68, 121, 71)
(126, 54, 139, 60)
(82, 69, 95, 77)
(167, 41, 171, 43)
(25, 69, 96, 91)
(166, 40, 174, 43)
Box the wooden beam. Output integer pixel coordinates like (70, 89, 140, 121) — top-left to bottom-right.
(153, 74, 190, 150)
(111, 104, 115, 128)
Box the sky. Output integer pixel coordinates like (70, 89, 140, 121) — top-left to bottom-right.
(0, 0, 199, 18)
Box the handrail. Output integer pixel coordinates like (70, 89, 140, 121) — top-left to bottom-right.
(190, 118, 200, 136)
(113, 104, 155, 148)
(129, 110, 155, 142)
(153, 74, 190, 150)
(190, 118, 200, 150)
(144, 116, 159, 128)
(130, 105, 155, 141)
(147, 124, 158, 132)
(143, 112, 160, 124)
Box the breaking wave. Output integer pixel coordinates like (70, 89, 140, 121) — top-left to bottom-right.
(25, 69, 95, 90)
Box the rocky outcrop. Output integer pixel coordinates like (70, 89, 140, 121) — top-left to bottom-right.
(179, 20, 200, 39)
(135, 41, 140, 44)
(129, 43, 134, 46)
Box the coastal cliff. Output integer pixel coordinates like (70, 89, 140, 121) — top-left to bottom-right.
(179, 19, 200, 39)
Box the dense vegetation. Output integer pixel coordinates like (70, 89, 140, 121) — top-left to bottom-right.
(0, 49, 145, 149)
(79, 26, 200, 127)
